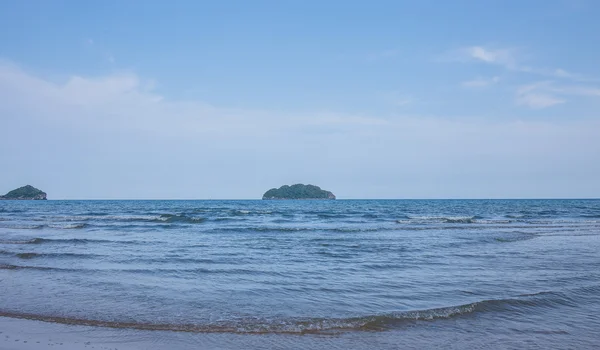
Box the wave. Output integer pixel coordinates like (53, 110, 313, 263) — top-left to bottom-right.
(79, 212, 109, 216)
(217, 227, 316, 233)
(0, 238, 45, 244)
(493, 232, 537, 243)
(69, 215, 156, 222)
(0, 304, 477, 334)
(443, 217, 476, 224)
(154, 214, 206, 224)
(417, 216, 476, 223)
(15, 252, 39, 259)
(0, 209, 25, 213)
(35, 238, 116, 245)
(537, 210, 559, 216)
(0, 293, 568, 334)
(395, 217, 586, 226)
(332, 227, 381, 232)
(213, 217, 246, 222)
(0, 264, 287, 277)
(0, 223, 88, 230)
(0, 264, 53, 271)
(0, 224, 44, 230)
(317, 214, 348, 219)
(505, 214, 526, 219)
(234, 210, 251, 215)
(396, 216, 478, 224)
(23, 214, 207, 225)
(112, 257, 218, 265)
(9, 252, 99, 260)
(214, 226, 386, 234)
(246, 224, 553, 233)
(225, 210, 283, 216)
(47, 223, 88, 229)
(0, 237, 143, 246)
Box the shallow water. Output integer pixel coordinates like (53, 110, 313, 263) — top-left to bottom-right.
(1, 199, 599, 348)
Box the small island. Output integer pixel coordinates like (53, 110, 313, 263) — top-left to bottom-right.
(0, 185, 47, 200)
(262, 184, 336, 200)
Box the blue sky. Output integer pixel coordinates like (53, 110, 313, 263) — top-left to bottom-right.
(1, 0, 599, 199)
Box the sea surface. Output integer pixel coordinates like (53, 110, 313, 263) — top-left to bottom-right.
(0, 199, 599, 349)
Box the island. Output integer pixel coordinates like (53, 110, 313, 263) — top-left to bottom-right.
(262, 184, 336, 200)
(0, 185, 47, 200)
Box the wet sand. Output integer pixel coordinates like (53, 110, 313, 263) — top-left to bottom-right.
(2, 314, 596, 350)
(0, 315, 465, 350)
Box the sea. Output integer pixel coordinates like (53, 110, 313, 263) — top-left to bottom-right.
(0, 199, 599, 349)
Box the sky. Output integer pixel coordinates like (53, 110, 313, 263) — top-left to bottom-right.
(1, 0, 599, 199)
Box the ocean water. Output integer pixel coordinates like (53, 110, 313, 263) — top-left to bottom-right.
(0, 199, 599, 349)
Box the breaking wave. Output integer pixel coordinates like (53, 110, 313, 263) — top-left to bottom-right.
(154, 214, 206, 224)
(47, 223, 88, 229)
(0, 293, 567, 334)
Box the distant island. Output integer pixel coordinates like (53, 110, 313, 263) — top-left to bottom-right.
(0, 185, 47, 200)
(262, 184, 336, 200)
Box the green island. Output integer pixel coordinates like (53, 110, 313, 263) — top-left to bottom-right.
(262, 184, 336, 200)
(0, 185, 47, 200)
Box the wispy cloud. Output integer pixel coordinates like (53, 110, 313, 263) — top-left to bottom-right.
(550, 85, 600, 97)
(443, 45, 598, 109)
(446, 45, 588, 81)
(463, 46, 518, 68)
(554, 68, 578, 79)
(525, 67, 589, 81)
(516, 81, 565, 109)
(515, 80, 600, 109)
(516, 93, 565, 109)
(442, 46, 518, 69)
(462, 76, 500, 88)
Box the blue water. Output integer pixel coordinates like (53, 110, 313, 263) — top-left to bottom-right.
(1, 200, 599, 348)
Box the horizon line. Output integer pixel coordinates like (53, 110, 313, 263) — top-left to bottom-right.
(28, 197, 600, 201)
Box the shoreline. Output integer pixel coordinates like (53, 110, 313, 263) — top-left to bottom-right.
(1, 314, 595, 350)
(0, 316, 399, 350)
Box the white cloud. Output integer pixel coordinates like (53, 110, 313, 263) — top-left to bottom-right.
(516, 82, 564, 109)
(515, 80, 600, 109)
(516, 81, 552, 95)
(447, 46, 590, 81)
(530, 67, 590, 81)
(449, 46, 600, 109)
(0, 62, 386, 138)
(516, 93, 565, 109)
(554, 68, 576, 79)
(439, 46, 518, 69)
(465, 46, 517, 68)
(551, 85, 600, 96)
(462, 76, 500, 88)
